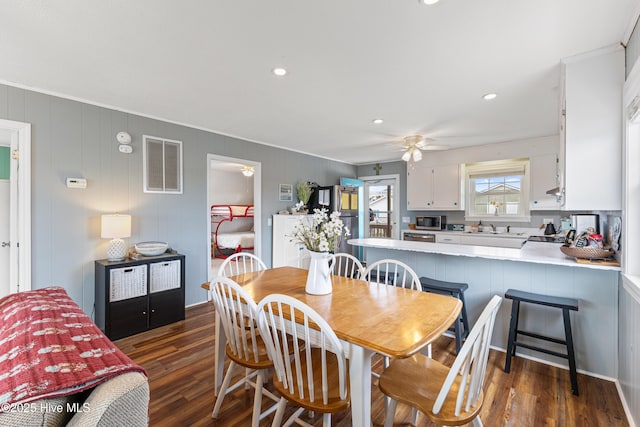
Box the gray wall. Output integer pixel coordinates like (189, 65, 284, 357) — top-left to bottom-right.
(0, 84, 356, 312)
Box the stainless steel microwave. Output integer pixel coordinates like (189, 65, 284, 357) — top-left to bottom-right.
(415, 215, 446, 230)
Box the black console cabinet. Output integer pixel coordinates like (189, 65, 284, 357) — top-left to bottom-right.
(95, 253, 185, 340)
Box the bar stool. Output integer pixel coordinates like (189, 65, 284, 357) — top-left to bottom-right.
(504, 289, 579, 395)
(419, 277, 470, 354)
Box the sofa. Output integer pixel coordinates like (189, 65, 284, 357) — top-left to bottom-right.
(0, 287, 149, 427)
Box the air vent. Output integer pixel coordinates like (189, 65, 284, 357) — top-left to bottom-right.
(143, 135, 183, 194)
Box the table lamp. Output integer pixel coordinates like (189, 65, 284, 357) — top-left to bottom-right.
(101, 214, 131, 261)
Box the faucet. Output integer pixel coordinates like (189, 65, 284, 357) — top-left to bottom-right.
(507, 225, 511, 233)
(490, 224, 496, 232)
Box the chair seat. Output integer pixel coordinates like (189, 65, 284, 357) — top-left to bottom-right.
(272, 347, 350, 413)
(505, 289, 578, 310)
(379, 353, 483, 426)
(419, 277, 469, 293)
(225, 333, 273, 369)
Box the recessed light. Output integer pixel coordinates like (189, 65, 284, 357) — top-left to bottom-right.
(483, 93, 497, 100)
(419, 0, 440, 5)
(372, 119, 384, 124)
(272, 67, 287, 76)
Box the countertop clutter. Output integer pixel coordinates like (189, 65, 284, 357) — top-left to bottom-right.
(348, 237, 621, 271)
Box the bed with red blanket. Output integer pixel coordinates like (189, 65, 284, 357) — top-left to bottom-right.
(0, 287, 148, 426)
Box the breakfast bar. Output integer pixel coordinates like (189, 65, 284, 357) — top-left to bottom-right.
(348, 238, 621, 379)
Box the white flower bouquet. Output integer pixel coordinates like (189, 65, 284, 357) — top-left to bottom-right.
(290, 208, 350, 252)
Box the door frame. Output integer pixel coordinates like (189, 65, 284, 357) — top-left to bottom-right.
(358, 174, 401, 240)
(206, 154, 261, 281)
(0, 119, 31, 294)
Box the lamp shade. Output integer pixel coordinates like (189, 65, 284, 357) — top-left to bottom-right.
(101, 214, 131, 239)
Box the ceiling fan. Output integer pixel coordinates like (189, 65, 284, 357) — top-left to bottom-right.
(400, 135, 449, 162)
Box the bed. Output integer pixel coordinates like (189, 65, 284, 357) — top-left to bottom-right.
(211, 204, 255, 258)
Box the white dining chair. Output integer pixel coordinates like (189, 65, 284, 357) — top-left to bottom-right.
(362, 258, 424, 388)
(257, 294, 350, 427)
(209, 277, 279, 427)
(362, 259, 421, 290)
(379, 295, 503, 427)
(331, 253, 365, 279)
(217, 252, 267, 277)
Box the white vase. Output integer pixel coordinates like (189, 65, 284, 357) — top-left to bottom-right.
(305, 250, 336, 295)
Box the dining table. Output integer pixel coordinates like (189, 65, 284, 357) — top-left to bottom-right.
(201, 266, 462, 427)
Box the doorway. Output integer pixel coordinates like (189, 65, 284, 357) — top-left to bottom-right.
(0, 119, 31, 297)
(359, 174, 400, 240)
(206, 154, 261, 281)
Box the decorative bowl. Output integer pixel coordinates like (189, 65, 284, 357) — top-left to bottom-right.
(559, 244, 614, 260)
(135, 241, 168, 256)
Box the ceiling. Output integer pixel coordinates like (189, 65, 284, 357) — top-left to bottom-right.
(0, 1, 637, 164)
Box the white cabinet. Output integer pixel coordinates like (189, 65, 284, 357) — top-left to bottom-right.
(559, 47, 624, 211)
(530, 153, 560, 210)
(272, 214, 311, 268)
(407, 163, 462, 211)
(436, 234, 461, 244)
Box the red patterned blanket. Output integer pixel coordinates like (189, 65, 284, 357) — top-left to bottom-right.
(0, 287, 146, 410)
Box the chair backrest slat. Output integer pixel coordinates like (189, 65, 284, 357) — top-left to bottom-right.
(210, 277, 261, 363)
(257, 294, 348, 405)
(217, 252, 267, 277)
(331, 253, 364, 279)
(362, 259, 420, 290)
(432, 295, 502, 417)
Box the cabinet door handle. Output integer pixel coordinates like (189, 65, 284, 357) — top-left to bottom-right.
(151, 309, 155, 313)
(142, 311, 147, 315)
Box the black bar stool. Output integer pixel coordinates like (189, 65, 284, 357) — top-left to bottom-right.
(419, 277, 470, 354)
(504, 289, 579, 395)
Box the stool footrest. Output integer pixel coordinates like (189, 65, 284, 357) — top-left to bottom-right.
(513, 341, 569, 360)
(517, 329, 567, 346)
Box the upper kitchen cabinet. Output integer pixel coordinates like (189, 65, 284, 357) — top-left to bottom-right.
(559, 47, 624, 211)
(530, 153, 561, 210)
(407, 163, 463, 210)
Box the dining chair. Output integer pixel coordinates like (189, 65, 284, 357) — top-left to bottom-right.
(331, 253, 364, 279)
(217, 252, 267, 277)
(257, 294, 350, 427)
(209, 277, 279, 427)
(362, 259, 421, 290)
(378, 295, 503, 427)
(363, 258, 423, 382)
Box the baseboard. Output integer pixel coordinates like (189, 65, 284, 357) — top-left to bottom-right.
(615, 379, 637, 427)
(488, 345, 617, 382)
(186, 300, 210, 309)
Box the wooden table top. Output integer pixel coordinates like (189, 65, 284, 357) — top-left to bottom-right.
(202, 266, 462, 358)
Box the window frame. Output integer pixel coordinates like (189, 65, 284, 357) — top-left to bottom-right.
(464, 158, 531, 222)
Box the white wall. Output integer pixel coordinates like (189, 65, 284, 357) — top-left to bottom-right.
(418, 135, 557, 167)
(208, 168, 254, 205)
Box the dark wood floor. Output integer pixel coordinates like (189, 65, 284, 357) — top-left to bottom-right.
(115, 303, 629, 427)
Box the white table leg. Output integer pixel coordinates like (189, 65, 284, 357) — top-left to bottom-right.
(349, 344, 374, 427)
(214, 312, 226, 396)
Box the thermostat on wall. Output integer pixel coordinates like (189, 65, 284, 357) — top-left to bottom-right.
(66, 178, 87, 189)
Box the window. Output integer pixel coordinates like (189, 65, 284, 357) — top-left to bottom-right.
(143, 135, 183, 194)
(465, 159, 530, 221)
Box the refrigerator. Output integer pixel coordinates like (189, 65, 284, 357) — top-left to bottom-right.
(310, 185, 359, 256)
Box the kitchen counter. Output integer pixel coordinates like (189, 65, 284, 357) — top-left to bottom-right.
(349, 237, 620, 271)
(348, 237, 621, 379)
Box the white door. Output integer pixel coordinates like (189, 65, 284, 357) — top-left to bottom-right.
(0, 179, 8, 296)
(359, 174, 401, 240)
(0, 119, 31, 297)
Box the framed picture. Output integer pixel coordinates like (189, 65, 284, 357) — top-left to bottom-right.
(279, 184, 293, 202)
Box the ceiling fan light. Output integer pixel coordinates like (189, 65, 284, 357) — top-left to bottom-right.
(401, 150, 412, 162)
(241, 166, 254, 177)
(412, 148, 422, 162)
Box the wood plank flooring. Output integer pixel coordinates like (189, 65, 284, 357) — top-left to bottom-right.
(115, 302, 629, 426)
